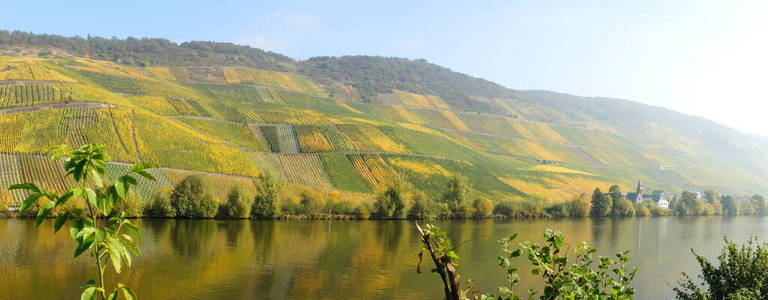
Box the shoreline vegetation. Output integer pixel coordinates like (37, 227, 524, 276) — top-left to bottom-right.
(2, 166, 765, 220)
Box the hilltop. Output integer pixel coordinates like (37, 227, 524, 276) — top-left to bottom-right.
(0, 30, 765, 206)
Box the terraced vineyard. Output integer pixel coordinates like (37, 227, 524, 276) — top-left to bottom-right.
(0, 84, 73, 107)
(277, 153, 333, 189)
(0, 41, 765, 206)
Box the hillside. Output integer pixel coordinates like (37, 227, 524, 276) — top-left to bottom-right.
(0, 31, 766, 206)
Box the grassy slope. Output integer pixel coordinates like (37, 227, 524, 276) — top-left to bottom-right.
(0, 54, 765, 206)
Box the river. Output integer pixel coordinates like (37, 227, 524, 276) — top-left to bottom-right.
(1, 217, 766, 299)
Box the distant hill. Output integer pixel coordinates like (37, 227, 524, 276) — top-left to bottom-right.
(0, 30, 765, 206)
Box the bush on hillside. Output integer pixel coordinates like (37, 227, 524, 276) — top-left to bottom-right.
(170, 175, 217, 218)
(148, 187, 176, 217)
(613, 199, 636, 217)
(408, 189, 433, 219)
(473, 197, 493, 218)
(569, 193, 591, 217)
(222, 186, 253, 219)
(252, 172, 281, 219)
(111, 190, 144, 218)
(300, 187, 326, 215)
(374, 180, 415, 219)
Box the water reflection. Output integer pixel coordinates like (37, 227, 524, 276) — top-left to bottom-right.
(1, 217, 768, 299)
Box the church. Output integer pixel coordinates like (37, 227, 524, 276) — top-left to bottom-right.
(625, 181, 670, 209)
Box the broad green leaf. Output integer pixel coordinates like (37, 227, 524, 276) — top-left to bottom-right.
(80, 279, 96, 288)
(56, 191, 74, 206)
(107, 291, 118, 300)
(9, 183, 41, 193)
(35, 202, 55, 226)
(54, 212, 70, 233)
(80, 287, 100, 300)
(135, 170, 155, 181)
(85, 188, 97, 208)
(19, 193, 43, 213)
(115, 179, 127, 199)
(119, 286, 137, 300)
(90, 169, 103, 188)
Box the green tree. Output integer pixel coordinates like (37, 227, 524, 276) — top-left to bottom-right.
(590, 188, 612, 217)
(440, 175, 471, 215)
(608, 184, 624, 203)
(704, 190, 719, 204)
(223, 186, 252, 219)
(569, 193, 591, 217)
(612, 198, 636, 217)
(751, 194, 766, 215)
(473, 197, 494, 217)
(374, 180, 412, 219)
(299, 187, 326, 215)
(678, 191, 700, 216)
(110, 190, 143, 218)
(637, 205, 651, 216)
(10, 144, 155, 299)
(252, 172, 281, 219)
(722, 195, 740, 215)
(170, 175, 217, 218)
(675, 237, 768, 299)
(148, 187, 175, 217)
(408, 189, 433, 219)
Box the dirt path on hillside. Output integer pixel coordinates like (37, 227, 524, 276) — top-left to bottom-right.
(566, 146, 606, 167)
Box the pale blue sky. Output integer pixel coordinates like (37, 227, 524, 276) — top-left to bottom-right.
(4, 1, 768, 134)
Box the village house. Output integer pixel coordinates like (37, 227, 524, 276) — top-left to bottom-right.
(625, 181, 669, 209)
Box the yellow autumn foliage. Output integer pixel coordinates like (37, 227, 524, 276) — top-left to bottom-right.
(388, 158, 451, 176)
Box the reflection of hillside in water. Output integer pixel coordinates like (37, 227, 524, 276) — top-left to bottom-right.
(2, 217, 768, 299)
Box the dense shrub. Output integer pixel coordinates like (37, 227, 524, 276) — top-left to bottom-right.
(675, 237, 768, 299)
(222, 186, 253, 219)
(546, 202, 570, 218)
(569, 193, 591, 217)
(651, 206, 668, 217)
(613, 199, 636, 217)
(300, 187, 326, 215)
(440, 175, 471, 215)
(148, 187, 175, 217)
(637, 205, 651, 216)
(111, 190, 144, 218)
(252, 172, 281, 219)
(408, 189, 433, 219)
(472, 197, 493, 218)
(170, 175, 217, 218)
(354, 203, 371, 220)
(374, 180, 413, 219)
(494, 201, 547, 218)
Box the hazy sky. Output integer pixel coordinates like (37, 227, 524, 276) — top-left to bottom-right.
(3, 0, 767, 135)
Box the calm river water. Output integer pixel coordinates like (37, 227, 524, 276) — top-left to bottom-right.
(1, 217, 766, 299)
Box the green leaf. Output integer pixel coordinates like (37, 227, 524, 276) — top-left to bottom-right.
(54, 212, 70, 233)
(70, 218, 85, 239)
(85, 188, 97, 207)
(80, 280, 96, 289)
(56, 191, 74, 206)
(119, 286, 137, 300)
(19, 193, 43, 213)
(135, 170, 155, 181)
(9, 183, 41, 193)
(115, 178, 127, 199)
(81, 287, 98, 300)
(107, 291, 118, 300)
(90, 169, 103, 188)
(36, 202, 55, 226)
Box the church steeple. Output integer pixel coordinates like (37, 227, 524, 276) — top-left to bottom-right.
(636, 180, 642, 195)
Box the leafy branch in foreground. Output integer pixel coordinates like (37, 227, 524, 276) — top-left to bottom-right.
(9, 144, 156, 300)
(417, 223, 637, 300)
(675, 236, 768, 299)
